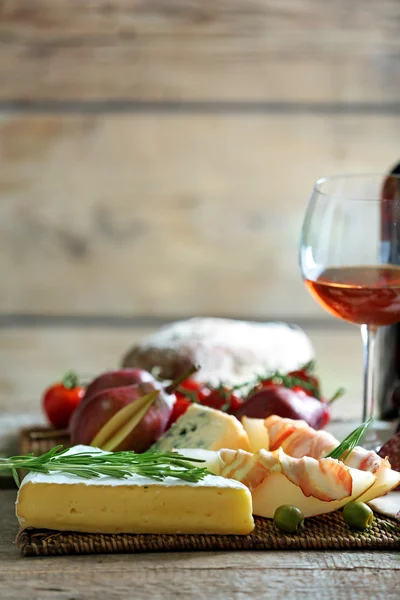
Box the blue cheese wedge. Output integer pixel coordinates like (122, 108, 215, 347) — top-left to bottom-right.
(150, 405, 251, 452)
(15, 446, 254, 535)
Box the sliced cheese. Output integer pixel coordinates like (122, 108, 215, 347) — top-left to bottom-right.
(150, 404, 251, 452)
(16, 446, 254, 535)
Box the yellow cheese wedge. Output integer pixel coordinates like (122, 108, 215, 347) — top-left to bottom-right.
(151, 404, 251, 452)
(241, 417, 270, 452)
(16, 446, 254, 535)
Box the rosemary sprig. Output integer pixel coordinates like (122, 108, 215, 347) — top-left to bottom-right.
(326, 418, 373, 461)
(0, 446, 209, 487)
(380, 519, 400, 533)
(258, 371, 321, 397)
(328, 387, 346, 404)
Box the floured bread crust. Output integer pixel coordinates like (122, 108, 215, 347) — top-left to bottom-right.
(122, 317, 314, 387)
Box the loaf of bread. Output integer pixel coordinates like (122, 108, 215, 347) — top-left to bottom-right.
(121, 318, 314, 387)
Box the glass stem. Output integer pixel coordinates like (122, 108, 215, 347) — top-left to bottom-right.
(361, 324, 378, 423)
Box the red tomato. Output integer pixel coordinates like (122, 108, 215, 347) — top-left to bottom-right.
(288, 369, 320, 396)
(177, 379, 211, 403)
(179, 379, 203, 392)
(255, 369, 321, 398)
(42, 372, 85, 429)
(168, 379, 244, 420)
(257, 380, 275, 390)
(167, 396, 192, 427)
(203, 388, 243, 412)
(291, 384, 314, 397)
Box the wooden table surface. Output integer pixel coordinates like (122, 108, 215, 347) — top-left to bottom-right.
(1, 2, 399, 597)
(0, 486, 399, 600)
(0, 331, 398, 599)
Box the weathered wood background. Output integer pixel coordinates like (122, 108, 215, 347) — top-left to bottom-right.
(0, 0, 399, 423)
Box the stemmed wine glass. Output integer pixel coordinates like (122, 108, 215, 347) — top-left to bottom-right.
(299, 174, 400, 442)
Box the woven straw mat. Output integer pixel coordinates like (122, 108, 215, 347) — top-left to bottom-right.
(17, 427, 400, 557)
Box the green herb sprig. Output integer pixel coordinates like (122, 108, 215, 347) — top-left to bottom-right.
(326, 418, 373, 461)
(381, 518, 400, 533)
(0, 446, 209, 488)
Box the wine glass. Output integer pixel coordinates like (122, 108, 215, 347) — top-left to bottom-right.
(299, 174, 400, 442)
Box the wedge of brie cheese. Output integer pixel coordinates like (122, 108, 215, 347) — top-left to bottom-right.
(15, 446, 254, 535)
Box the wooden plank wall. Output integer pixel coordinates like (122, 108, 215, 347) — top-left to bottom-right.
(0, 0, 399, 425)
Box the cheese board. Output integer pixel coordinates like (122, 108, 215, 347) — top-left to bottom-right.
(6, 318, 399, 557)
(13, 419, 400, 557)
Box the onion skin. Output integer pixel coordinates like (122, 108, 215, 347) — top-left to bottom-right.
(69, 381, 173, 452)
(232, 386, 331, 430)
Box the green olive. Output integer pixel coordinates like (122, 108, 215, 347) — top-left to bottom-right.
(343, 501, 374, 530)
(273, 505, 305, 534)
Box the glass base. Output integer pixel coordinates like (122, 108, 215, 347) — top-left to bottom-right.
(361, 427, 384, 452)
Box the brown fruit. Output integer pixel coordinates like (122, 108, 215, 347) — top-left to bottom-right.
(232, 386, 329, 430)
(69, 381, 173, 452)
(83, 369, 155, 405)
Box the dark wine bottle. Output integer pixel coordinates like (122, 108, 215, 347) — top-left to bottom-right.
(377, 163, 400, 420)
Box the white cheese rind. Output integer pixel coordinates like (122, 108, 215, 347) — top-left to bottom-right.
(21, 471, 246, 489)
(19, 445, 246, 490)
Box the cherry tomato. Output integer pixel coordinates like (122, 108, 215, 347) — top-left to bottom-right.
(291, 384, 314, 397)
(203, 388, 243, 412)
(167, 396, 192, 427)
(288, 369, 320, 396)
(240, 365, 340, 429)
(254, 368, 321, 399)
(252, 379, 274, 394)
(42, 371, 85, 429)
(176, 378, 211, 403)
(179, 379, 204, 393)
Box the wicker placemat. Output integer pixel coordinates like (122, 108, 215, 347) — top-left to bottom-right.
(16, 427, 400, 556)
(17, 511, 400, 557)
(19, 426, 70, 456)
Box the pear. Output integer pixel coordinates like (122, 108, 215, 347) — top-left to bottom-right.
(241, 417, 270, 452)
(357, 466, 400, 503)
(251, 466, 375, 519)
(175, 448, 224, 475)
